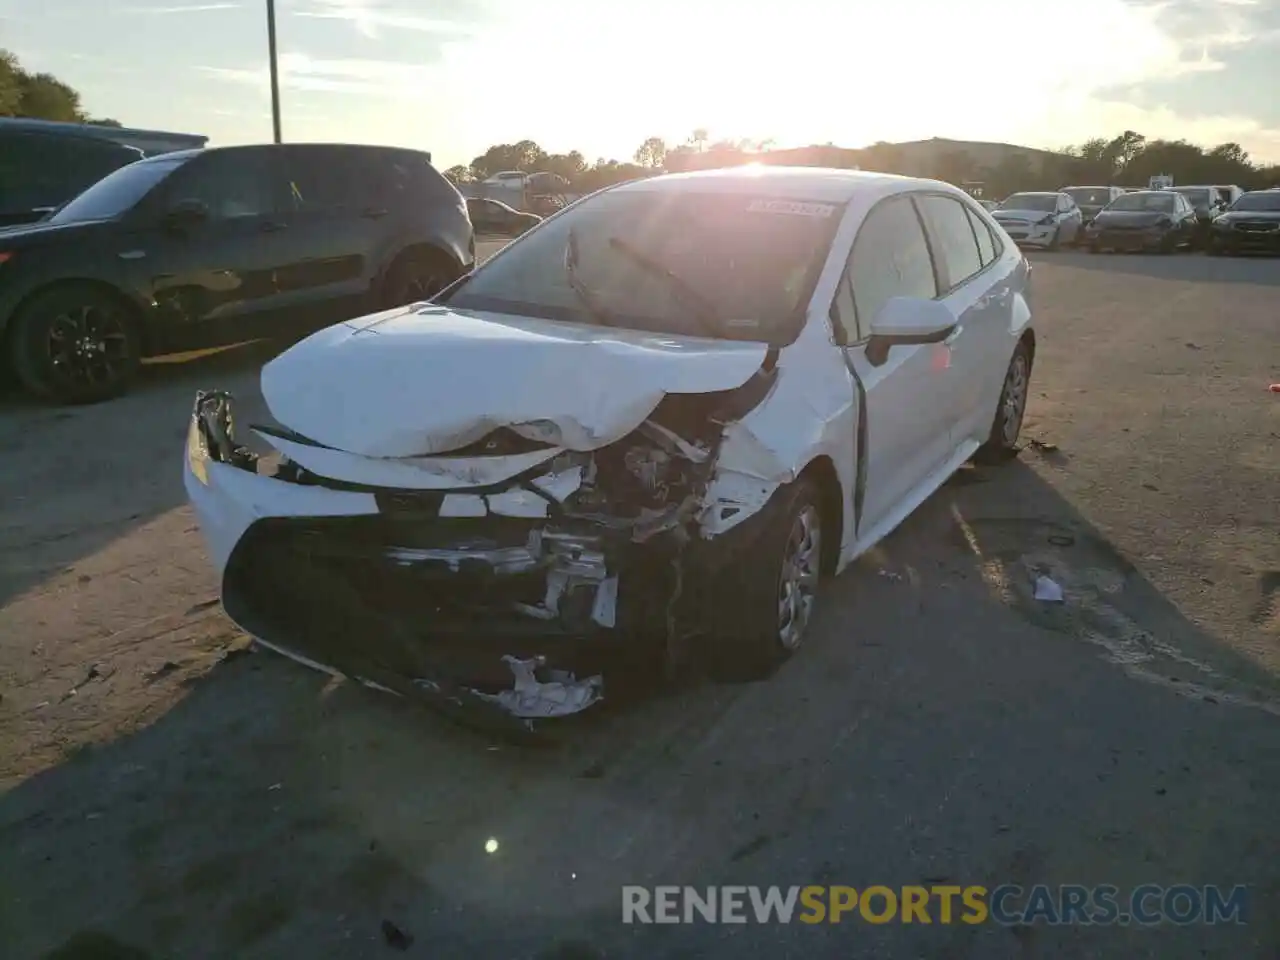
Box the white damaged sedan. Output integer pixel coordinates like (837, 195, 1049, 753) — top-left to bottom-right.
(184, 166, 1035, 728)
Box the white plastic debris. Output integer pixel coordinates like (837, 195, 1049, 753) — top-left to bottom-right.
(471, 655, 603, 718)
(1034, 575, 1065, 602)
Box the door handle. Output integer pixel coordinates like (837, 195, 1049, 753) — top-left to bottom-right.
(943, 324, 964, 346)
(260, 220, 286, 232)
(362, 207, 388, 219)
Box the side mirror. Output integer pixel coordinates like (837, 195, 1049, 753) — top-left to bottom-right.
(865, 297, 956, 366)
(164, 198, 209, 230)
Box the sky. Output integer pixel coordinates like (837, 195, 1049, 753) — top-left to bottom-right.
(2, 0, 1279, 168)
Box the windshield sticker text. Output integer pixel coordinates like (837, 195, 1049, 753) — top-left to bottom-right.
(746, 200, 836, 218)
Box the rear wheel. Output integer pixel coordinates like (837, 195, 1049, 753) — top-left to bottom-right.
(380, 250, 458, 309)
(975, 339, 1032, 465)
(9, 284, 141, 404)
(1047, 227, 1060, 251)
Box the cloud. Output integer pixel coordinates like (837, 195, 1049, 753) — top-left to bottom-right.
(198, 52, 438, 98)
(290, 0, 480, 39)
(1123, 0, 1280, 49)
(122, 3, 241, 11)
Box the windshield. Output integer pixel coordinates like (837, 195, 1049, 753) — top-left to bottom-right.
(1230, 192, 1280, 212)
(48, 156, 187, 224)
(1064, 188, 1110, 206)
(440, 189, 839, 344)
(999, 194, 1057, 212)
(1107, 193, 1175, 213)
(1173, 187, 1212, 208)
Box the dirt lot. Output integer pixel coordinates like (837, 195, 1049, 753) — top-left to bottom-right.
(2, 246, 1279, 959)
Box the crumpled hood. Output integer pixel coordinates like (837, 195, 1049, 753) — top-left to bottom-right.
(260, 304, 770, 458)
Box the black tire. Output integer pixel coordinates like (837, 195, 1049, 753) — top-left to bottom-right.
(1047, 227, 1060, 251)
(1157, 233, 1177, 254)
(713, 478, 824, 680)
(1206, 238, 1223, 256)
(1088, 240, 1100, 254)
(379, 250, 458, 309)
(9, 283, 142, 404)
(974, 339, 1032, 465)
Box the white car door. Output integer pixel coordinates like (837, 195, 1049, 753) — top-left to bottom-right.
(913, 193, 1009, 443)
(832, 193, 955, 537)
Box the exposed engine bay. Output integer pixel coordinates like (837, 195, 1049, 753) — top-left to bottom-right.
(188, 358, 783, 731)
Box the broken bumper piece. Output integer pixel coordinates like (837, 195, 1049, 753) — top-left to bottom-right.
(183, 391, 721, 728)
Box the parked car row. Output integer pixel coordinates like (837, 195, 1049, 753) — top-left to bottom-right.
(984, 181, 1276, 256)
(0, 142, 476, 403)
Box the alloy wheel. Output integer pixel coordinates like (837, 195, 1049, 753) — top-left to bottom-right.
(1001, 352, 1029, 446)
(45, 303, 131, 391)
(777, 504, 822, 650)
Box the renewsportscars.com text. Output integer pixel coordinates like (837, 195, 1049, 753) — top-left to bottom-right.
(621, 884, 1249, 926)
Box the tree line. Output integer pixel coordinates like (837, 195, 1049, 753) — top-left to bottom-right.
(448, 129, 1280, 197)
(0, 49, 119, 126)
(6, 47, 1275, 196)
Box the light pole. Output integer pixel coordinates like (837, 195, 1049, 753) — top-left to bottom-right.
(266, 0, 282, 142)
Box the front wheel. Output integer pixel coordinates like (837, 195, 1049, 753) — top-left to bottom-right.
(716, 478, 824, 679)
(975, 340, 1032, 465)
(9, 284, 142, 404)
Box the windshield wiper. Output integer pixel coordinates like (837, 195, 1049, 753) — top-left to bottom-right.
(564, 227, 622, 328)
(605, 235, 719, 336)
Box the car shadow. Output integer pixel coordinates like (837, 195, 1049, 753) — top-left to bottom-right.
(1026, 248, 1280, 284)
(4, 454, 1278, 960)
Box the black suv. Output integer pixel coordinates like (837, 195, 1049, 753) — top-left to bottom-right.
(0, 126, 145, 228)
(0, 143, 475, 403)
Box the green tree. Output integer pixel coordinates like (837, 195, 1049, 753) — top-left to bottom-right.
(16, 71, 82, 122)
(468, 139, 547, 180)
(0, 50, 24, 116)
(538, 150, 588, 183)
(633, 136, 667, 169)
(443, 164, 472, 184)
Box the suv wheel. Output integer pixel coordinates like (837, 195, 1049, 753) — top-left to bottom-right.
(381, 252, 456, 309)
(10, 284, 141, 404)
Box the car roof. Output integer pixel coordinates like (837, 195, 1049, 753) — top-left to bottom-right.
(1005, 191, 1059, 197)
(612, 165, 938, 203)
(139, 142, 430, 163)
(1121, 190, 1177, 196)
(1061, 185, 1114, 190)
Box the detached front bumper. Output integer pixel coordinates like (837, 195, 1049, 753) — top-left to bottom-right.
(184, 392, 752, 730)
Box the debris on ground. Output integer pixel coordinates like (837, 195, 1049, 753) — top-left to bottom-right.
(381, 919, 413, 951)
(1028, 438, 1059, 453)
(1033, 575, 1065, 603)
(60, 665, 106, 702)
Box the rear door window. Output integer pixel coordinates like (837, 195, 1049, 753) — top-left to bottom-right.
(285, 146, 372, 212)
(915, 194, 984, 291)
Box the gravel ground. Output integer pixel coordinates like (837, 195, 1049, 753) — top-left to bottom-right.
(1, 245, 1278, 959)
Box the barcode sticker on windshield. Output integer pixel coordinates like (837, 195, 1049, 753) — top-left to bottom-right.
(746, 200, 836, 218)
